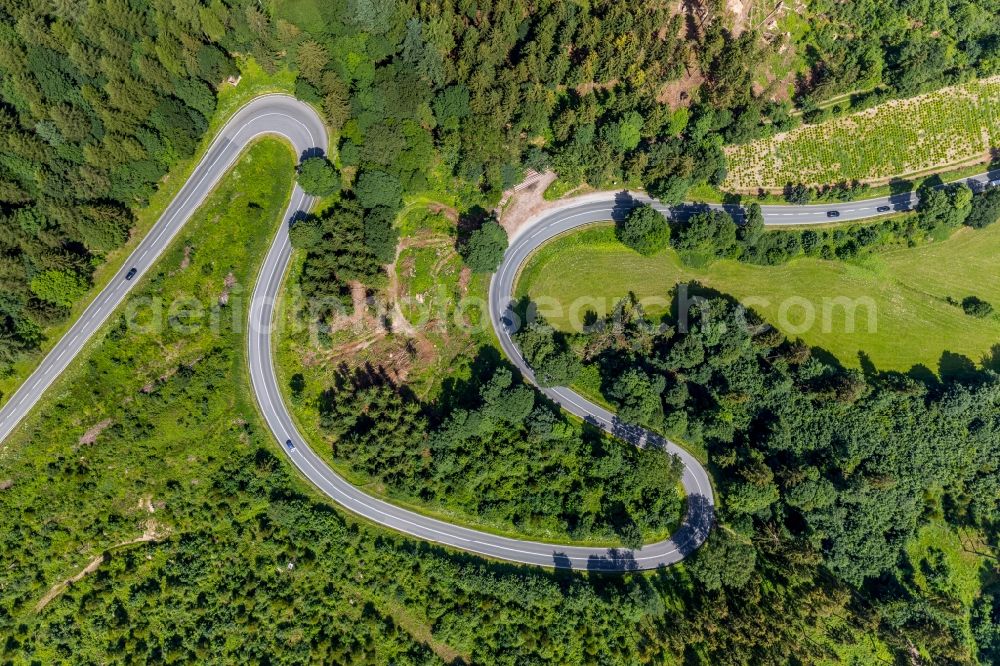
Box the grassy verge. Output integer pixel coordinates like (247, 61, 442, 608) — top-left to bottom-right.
(0, 57, 298, 404)
(543, 161, 996, 209)
(543, 178, 594, 201)
(516, 223, 1000, 374)
(688, 160, 997, 205)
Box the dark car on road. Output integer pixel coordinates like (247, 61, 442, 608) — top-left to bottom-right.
(125, 267, 138, 280)
(826, 210, 840, 218)
(876, 205, 892, 213)
(285, 439, 297, 453)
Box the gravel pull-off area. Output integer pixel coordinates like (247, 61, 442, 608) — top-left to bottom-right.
(497, 170, 558, 238)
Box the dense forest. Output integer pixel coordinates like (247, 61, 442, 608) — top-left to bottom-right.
(292, 0, 1000, 197)
(798, 0, 1000, 114)
(0, 0, 283, 376)
(4, 0, 1000, 374)
(282, 0, 1000, 308)
(315, 361, 684, 545)
(12, 441, 962, 665)
(0, 129, 964, 666)
(517, 289, 1000, 661)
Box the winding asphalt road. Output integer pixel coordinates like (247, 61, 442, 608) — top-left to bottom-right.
(0, 95, 325, 445)
(1, 94, 996, 571)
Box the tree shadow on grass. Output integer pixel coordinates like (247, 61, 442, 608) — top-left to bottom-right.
(435, 344, 506, 419)
(857, 351, 878, 381)
(888, 177, 914, 197)
(981, 344, 1000, 373)
(810, 346, 845, 372)
(906, 363, 939, 389)
(722, 192, 743, 207)
(938, 350, 979, 384)
(919, 173, 945, 192)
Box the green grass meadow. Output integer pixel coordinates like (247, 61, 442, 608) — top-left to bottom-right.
(516, 223, 1000, 374)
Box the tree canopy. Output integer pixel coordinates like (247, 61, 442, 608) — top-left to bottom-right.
(318, 363, 683, 545)
(570, 290, 999, 593)
(459, 221, 508, 274)
(296, 156, 341, 196)
(616, 204, 670, 256)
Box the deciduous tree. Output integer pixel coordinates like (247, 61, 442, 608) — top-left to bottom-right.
(616, 204, 670, 256)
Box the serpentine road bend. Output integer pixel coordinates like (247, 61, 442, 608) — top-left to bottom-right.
(2, 95, 998, 571)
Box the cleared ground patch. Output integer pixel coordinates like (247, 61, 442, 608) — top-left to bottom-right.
(516, 223, 1000, 374)
(724, 76, 1000, 191)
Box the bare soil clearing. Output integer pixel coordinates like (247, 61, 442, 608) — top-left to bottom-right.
(498, 170, 558, 237)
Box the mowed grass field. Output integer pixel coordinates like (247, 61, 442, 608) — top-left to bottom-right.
(724, 76, 1000, 190)
(515, 223, 1000, 374)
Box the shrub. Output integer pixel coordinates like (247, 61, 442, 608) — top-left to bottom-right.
(647, 174, 690, 205)
(30, 269, 88, 308)
(616, 204, 670, 256)
(783, 183, 812, 205)
(672, 210, 739, 258)
(513, 322, 581, 388)
(965, 187, 1000, 229)
(363, 206, 399, 263)
(962, 296, 993, 318)
(354, 170, 403, 210)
